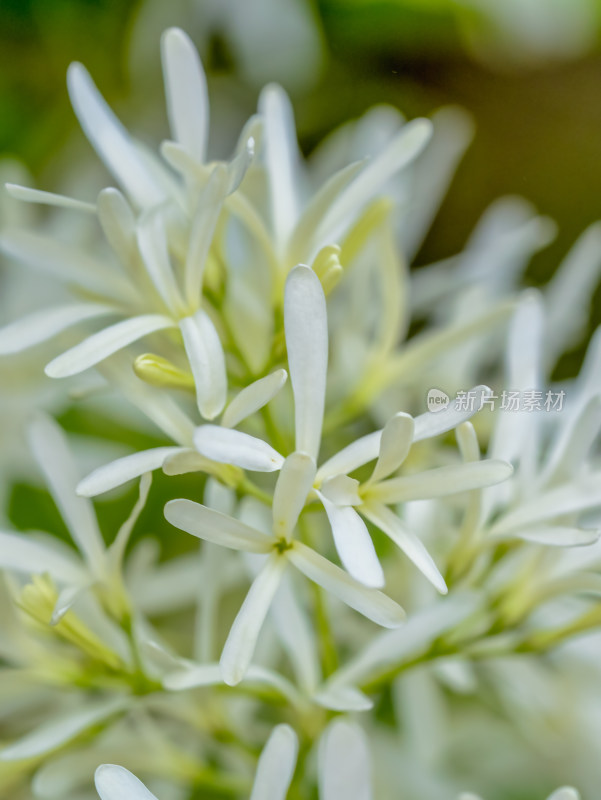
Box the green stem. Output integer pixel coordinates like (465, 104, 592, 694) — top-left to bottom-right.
(299, 517, 339, 677)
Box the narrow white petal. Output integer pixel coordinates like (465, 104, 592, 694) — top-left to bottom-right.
(108, 473, 153, 567)
(319, 719, 372, 800)
(316, 431, 381, 483)
(132, 557, 210, 617)
(184, 164, 228, 306)
(165, 499, 273, 553)
(413, 386, 493, 441)
(318, 494, 384, 588)
(97, 188, 137, 270)
(98, 355, 195, 446)
(33, 752, 134, 799)
(222, 369, 287, 429)
(161, 28, 209, 163)
(95, 765, 159, 800)
(314, 685, 373, 712)
(77, 447, 183, 496)
(0, 303, 114, 355)
(0, 698, 125, 761)
(220, 553, 287, 685)
(0, 230, 134, 300)
(160, 140, 206, 184)
(578, 325, 601, 401)
(546, 222, 601, 366)
(67, 63, 164, 208)
(243, 666, 303, 704)
(204, 477, 235, 512)
(0, 531, 84, 584)
(289, 541, 404, 627)
(361, 503, 447, 594)
(162, 448, 216, 476)
(164, 662, 300, 704)
(315, 118, 432, 245)
(285, 265, 328, 459)
(269, 573, 321, 693)
(180, 311, 227, 420)
(51, 583, 86, 624)
(370, 412, 414, 483)
(332, 592, 480, 687)
(136, 211, 185, 314)
(456, 421, 480, 462)
(193, 425, 284, 472)
(194, 539, 229, 661)
(490, 293, 544, 466)
(249, 725, 298, 800)
(367, 460, 513, 504)
(387, 300, 514, 386)
(541, 395, 601, 488)
(227, 115, 260, 194)
(547, 789, 580, 800)
(320, 475, 362, 506)
(491, 475, 601, 535)
(259, 83, 301, 249)
(163, 663, 222, 690)
(507, 291, 544, 391)
(318, 391, 493, 484)
(505, 526, 600, 547)
(286, 160, 364, 262)
(5, 183, 96, 212)
(28, 415, 105, 570)
(272, 452, 316, 539)
(45, 314, 174, 378)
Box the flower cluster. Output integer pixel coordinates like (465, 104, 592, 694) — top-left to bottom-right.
(0, 25, 600, 800)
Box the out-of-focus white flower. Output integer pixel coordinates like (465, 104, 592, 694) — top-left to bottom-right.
(94, 718, 374, 800)
(95, 716, 580, 800)
(458, 0, 598, 67)
(130, 0, 326, 93)
(0, 161, 74, 520)
(459, 789, 580, 800)
(0, 414, 150, 623)
(441, 291, 601, 602)
(95, 723, 297, 800)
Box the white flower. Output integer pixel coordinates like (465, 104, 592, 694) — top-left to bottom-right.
(0, 161, 75, 519)
(477, 292, 601, 549)
(164, 483, 405, 685)
(193, 265, 512, 592)
(410, 205, 601, 403)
